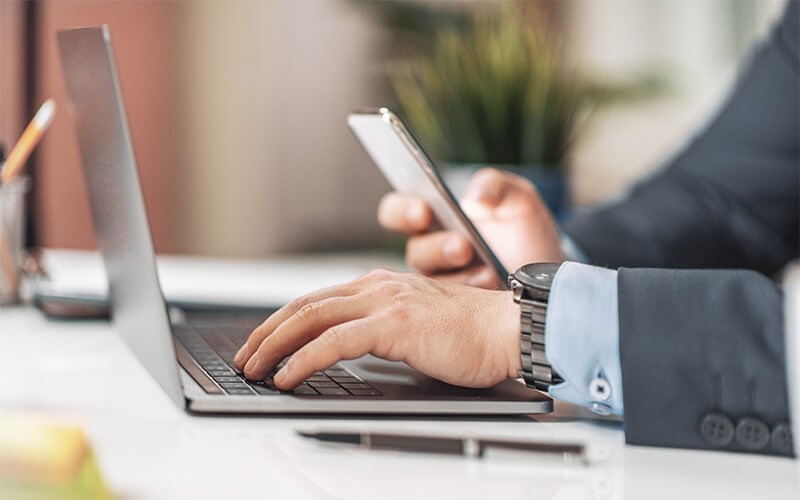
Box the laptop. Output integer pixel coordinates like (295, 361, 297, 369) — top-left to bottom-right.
(56, 25, 552, 415)
(785, 265, 800, 457)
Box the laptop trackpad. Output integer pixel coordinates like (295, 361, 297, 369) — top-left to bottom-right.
(341, 355, 548, 402)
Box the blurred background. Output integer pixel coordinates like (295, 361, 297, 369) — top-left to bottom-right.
(0, 0, 787, 258)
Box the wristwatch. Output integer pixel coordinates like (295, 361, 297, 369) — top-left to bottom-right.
(508, 263, 563, 391)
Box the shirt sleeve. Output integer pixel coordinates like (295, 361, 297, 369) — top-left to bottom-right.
(545, 262, 624, 415)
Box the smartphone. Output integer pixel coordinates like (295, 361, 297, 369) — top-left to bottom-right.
(348, 107, 508, 288)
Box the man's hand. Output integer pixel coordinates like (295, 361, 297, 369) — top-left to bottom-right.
(378, 167, 565, 288)
(232, 269, 521, 390)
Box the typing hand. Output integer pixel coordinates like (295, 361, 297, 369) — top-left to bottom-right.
(377, 167, 565, 289)
(232, 270, 521, 390)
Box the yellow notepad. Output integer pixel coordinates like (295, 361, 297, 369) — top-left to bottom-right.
(0, 414, 112, 499)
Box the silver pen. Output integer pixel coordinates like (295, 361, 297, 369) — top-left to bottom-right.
(298, 430, 588, 464)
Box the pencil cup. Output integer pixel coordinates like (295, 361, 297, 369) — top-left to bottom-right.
(0, 176, 29, 305)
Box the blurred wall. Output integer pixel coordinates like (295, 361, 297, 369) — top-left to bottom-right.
(177, 1, 391, 256)
(566, 0, 787, 205)
(0, 1, 27, 151)
(29, 0, 392, 257)
(34, 0, 181, 251)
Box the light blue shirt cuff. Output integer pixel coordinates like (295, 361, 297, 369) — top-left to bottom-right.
(545, 262, 624, 415)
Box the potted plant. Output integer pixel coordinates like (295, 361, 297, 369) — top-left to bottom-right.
(388, 5, 585, 216)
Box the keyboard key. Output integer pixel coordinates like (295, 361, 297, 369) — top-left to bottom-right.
(307, 381, 339, 389)
(196, 354, 220, 361)
(214, 376, 242, 383)
(316, 387, 350, 396)
(220, 382, 249, 390)
(200, 363, 223, 370)
(226, 388, 254, 395)
(330, 376, 361, 384)
(251, 385, 281, 395)
(349, 389, 382, 397)
(305, 375, 330, 382)
(292, 385, 320, 396)
(208, 370, 236, 377)
(350, 389, 383, 397)
(202, 363, 229, 371)
(339, 382, 372, 390)
(324, 368, 349, 376)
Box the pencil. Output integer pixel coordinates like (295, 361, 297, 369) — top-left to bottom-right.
(0, 234, 17, 298)
(0, 99, 56, 184)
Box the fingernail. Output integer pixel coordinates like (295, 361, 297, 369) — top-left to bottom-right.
(244, 355, 260, 377)
(443, 236, 468, 263)
(465, 180, 502, 204)
(463, 185, 483, 201)
(406, 201, 424, 224)
(468, 267, 494, 288)
(233, 345, 248, 366)
(274, 368, 288, 385)
(478, 187, 501, 203)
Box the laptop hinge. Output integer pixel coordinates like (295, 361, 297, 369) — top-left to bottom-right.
(174, 340, 224, 395)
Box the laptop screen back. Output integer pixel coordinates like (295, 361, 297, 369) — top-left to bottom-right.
(57, 25, 184, 408)
(785, 265, 800, 461)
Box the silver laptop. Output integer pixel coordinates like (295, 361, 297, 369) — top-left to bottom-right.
(56, 25, 552, 415)
(785, 265, 800, 457)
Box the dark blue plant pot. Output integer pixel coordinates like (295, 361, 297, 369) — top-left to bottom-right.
(516, 167, 568, 219)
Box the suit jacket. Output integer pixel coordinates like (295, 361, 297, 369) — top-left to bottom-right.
(563, 1, 799, 456)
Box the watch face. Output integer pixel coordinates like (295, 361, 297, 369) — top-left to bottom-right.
(514, 263, 561, 290)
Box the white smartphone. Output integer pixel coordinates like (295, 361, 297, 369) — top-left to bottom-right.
(348, 107, 509, 288)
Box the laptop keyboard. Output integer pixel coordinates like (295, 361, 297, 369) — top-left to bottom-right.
(172, 312, 382, 398)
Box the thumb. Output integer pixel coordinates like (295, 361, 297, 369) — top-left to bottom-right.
(462, 168, 513, 208)
(462, 167, 538, 220)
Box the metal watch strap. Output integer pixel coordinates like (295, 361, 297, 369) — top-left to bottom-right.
(518, 297, 563, 391)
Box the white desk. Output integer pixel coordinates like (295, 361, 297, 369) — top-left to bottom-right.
(2, 254, 799, 499)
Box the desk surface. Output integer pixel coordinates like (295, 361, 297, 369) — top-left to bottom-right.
(3, 255, 800, 499)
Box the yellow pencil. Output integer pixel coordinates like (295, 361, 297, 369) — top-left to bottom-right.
(0, 99, 56, 184)
(0, 235, 18, 299)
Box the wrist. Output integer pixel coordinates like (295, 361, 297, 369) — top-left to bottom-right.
(501, 293, 523, 379)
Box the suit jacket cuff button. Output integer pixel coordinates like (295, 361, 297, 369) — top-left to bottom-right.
(701, 413, 735, 446)
(589, 376, 611, 401)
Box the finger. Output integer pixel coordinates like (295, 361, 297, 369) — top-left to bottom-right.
(242, 295, 369, 380)
(461, 168, 538, 220)
(432, 265, 500, 289)
(377, 192, 431, 234)
(406, 231, 474, 274)
(462, 168, 514, 206)
(274, 318, 376, 389)
(233, 282, 358, 370)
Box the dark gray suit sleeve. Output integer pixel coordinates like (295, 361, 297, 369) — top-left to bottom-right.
(618, 268, 793, 456)
(558, 4, 799, 455)
(563, 2, 799, 275)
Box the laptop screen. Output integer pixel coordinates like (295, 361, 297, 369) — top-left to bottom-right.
(57, 25, 184, 408)
(784, 264, 800, 459)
